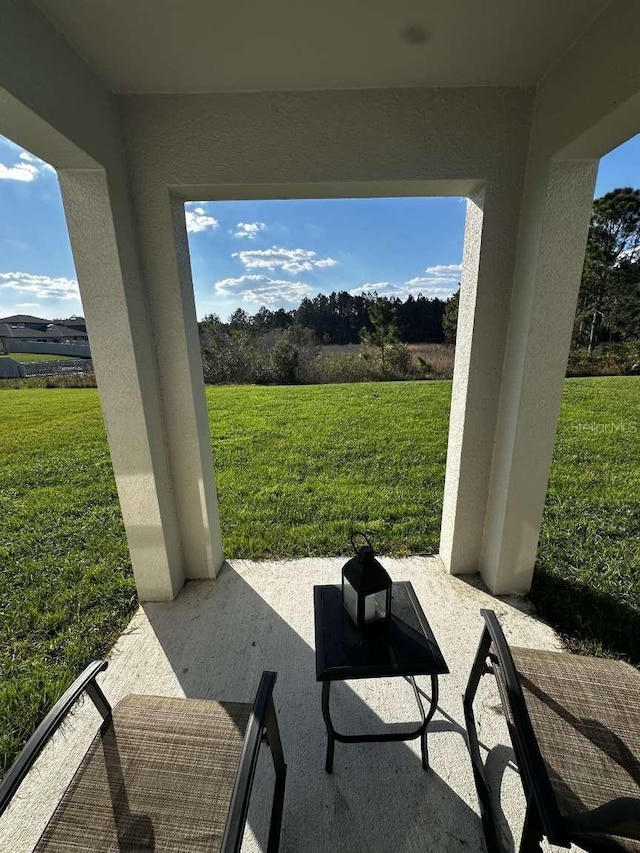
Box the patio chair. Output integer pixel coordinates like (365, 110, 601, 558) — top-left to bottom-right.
(0, 661, 286, 852)
(464, 609, 640, 853)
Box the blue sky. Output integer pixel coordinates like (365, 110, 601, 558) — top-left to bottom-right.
(0, 132, 639, 322)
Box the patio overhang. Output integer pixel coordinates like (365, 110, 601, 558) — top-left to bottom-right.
(1, 0, 640, 599)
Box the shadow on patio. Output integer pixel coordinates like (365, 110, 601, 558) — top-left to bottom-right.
(0, 557, 564, 852)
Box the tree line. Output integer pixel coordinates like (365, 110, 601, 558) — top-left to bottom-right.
(197, 186, 640, 385)
(207, 290, 453, 345)
(199, 292, 458, 385)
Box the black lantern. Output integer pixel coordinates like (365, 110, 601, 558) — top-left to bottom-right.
(342, 532, 392, 631)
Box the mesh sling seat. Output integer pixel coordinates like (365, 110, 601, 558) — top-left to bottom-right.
(464, 609, 640, 853)
(0, 662, 286, 853)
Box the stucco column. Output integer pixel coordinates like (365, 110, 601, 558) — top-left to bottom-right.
(59, 169, 185, 601)
(441, 159, 597, 593)
(440, 182, 524, 575)
(480, 159, 598, 593)
(129, 191, 224, 581)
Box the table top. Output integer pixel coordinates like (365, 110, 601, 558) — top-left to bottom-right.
(314, 581, 449, 681)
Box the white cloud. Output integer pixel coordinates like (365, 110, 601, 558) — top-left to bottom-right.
(233, 222, 266, 239)
(19, 151, 55, 172)
(406, 283, 459, 298)
(349, 282, 398, 297)
(405, 276, 458, 288)
(233, 246, 337, 275)
(0, 272, 79, 301)
(424, 264, 462, 278)
(0, 149, 55, 182)
(184, 205, 219, 234)
(0, 162, 39, 182)
(215, 274, 312, 305)
(350, 273, 458, 301)
(401, 262, 462, 297)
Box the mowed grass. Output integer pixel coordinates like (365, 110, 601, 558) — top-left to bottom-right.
(0, 353, 82, 363)
(207, 382, 450, 557)
(0, 377, 639, 776)
(0, 390, 136, 777)
(533, 376, 640, 661)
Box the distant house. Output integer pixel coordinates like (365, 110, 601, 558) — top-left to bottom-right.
(0, 315, 89, 354)
(0, 314, 50, 332)
(48, 322, 89, 342)
(58, 317, 86, 330)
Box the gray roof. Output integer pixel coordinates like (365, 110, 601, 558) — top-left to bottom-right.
(0, 323, 87, 340)
(59, 317, 87, 329)
(0, 314, 49, 324)
(47, 324, 88, 337)
(0, 323, 49, 338)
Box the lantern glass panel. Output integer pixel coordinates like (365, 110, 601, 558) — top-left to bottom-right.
(364, 590, 387, 623)
(343, 576, 358, 623)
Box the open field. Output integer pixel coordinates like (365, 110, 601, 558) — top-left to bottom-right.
(314, 341, 456, 380)
(0, 377, 638, 775)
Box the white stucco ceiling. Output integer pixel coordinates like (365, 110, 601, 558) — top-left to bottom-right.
(34, 0, 610, 94)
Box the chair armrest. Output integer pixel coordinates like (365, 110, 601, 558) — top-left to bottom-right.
(221, 671, 279, 853)
(0, 659, 110, 817)
(480, 609, 567, 846)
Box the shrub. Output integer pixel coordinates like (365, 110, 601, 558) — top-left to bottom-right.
(312, 353, 372, 383)
(416, 357, 433, 375)
(385, 343, 412, 376)
(271, 339, 300, 383)
(200, 323, 261, 384)
(567, 341, 640, 377)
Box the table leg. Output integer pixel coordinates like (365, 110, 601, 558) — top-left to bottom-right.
(321, 674, 439, 773)
(419, 674, 439, 771)
(406, 674, 438, 771)
(321, 681, 335, 773)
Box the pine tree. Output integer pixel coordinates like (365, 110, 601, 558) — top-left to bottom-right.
(360, 297, 399, 371)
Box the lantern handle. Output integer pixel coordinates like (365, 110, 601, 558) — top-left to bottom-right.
(350, 530, 374, 554)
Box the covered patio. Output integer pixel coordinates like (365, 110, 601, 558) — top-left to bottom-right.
(1, 0, 640, 850)
(0, 557, 562, 852)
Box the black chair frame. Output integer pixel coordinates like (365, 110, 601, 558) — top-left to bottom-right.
(0, 662, 286, 853)
(463, 609, 568, 853)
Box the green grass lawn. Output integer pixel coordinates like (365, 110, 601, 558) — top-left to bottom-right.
(0, 390, 135, 777)
(0, 353, 84, 363)
(533, 377, 640, 660)
(208, 382, 450, 557)
(0, 377, 638, 776)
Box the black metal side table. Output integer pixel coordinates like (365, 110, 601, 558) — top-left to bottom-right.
(314, 581, 449, 773)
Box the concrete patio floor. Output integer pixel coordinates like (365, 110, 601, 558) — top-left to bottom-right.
(1, 557, 576, 852)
